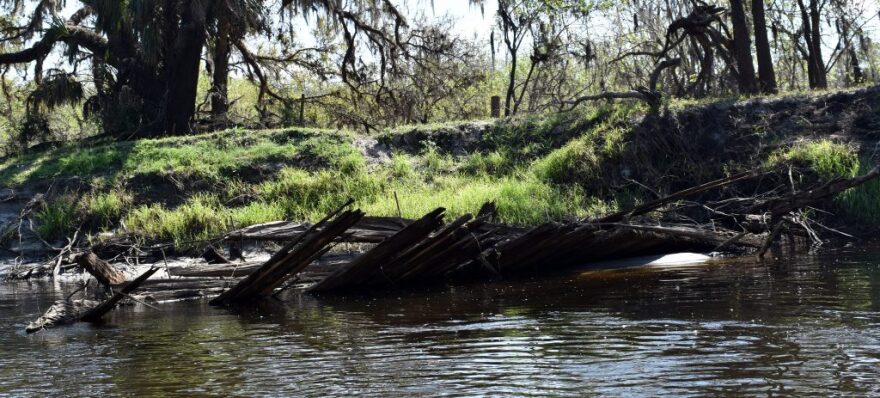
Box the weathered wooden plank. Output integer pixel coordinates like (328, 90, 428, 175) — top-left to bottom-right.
(210, 206, 364, 305)
(308, 208, 446, 293)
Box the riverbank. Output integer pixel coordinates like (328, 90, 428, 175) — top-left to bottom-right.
(1, 86, 879, 260)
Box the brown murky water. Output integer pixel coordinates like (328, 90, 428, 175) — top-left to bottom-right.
(3, 245, 880, 396)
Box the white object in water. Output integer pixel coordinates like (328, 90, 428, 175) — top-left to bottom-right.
(577, 252, 712, 271)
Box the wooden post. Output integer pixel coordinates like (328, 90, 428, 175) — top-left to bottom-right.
(490, 96, 501, 118)
(299, 94, 305, 127)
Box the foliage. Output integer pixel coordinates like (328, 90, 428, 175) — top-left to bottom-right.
(34, 195, 80, 239)
(768, 139, 860, 179)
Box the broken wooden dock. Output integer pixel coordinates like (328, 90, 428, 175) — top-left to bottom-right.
(24, 164, 880, 331)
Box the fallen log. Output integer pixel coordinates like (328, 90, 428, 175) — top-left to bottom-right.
(75, 251, 127, 286)
(168, 260, 264, 278)
(81, 267, 160, 322)
(604, 223, 766, 248)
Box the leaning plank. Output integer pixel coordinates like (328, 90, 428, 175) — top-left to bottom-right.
(80, 267, 160, 322)
(308, 208, 446, 293)
(364, 213, 474, 285)
(398, 218, 496, 283)
(210, 204, 364, 305)
(75, 252, 127, 286)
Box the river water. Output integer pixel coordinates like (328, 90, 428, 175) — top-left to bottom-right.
(3, 245, 880, 397)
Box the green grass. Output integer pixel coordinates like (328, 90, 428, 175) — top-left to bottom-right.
(768, 139, 860, 179)
(0, 127, 348, 186)
(837, 159, 880, 223)
(34, 195, 80, 239)
(532, 137, 600, 184)
(84, 190, 130, 230)
(768, 139, 880, 223)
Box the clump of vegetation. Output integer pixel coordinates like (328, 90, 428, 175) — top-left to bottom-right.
(83, 190, 131, 230)
(532, 137, 600, 184)
(836, 159, 880, 223)
(768, 139, 859, 178)
(34, 195, 80, 239)
(462, 151, 515, 176)
(768, 139, 880, 222)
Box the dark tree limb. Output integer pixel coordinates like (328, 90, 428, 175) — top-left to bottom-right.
(565, 58, 680, 110)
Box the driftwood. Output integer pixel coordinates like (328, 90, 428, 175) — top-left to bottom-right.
(75, 251, 127, 286)
(80, 267, 159, 322)
(26, 267, 158, 332)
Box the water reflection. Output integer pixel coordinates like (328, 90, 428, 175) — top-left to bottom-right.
(2, 245, 880, 396)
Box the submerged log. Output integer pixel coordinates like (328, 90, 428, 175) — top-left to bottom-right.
(26, 267, 158, 332)
(26, 299, 101, 333)
(75, 252, 127, 286)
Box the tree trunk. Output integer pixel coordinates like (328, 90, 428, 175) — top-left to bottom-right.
(751, 0, 777, 93)
(211, 18, 231, 125)
(808, 0, 827, 88)
(164, 0, 211, 135)
(798, 0, 827, 89)
(840, 19, 863, 86)
(730, 0, 757, 94)
(504, 47, 516, 117)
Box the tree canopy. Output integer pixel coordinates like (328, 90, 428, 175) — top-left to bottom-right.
(0, 0, 878, 151)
